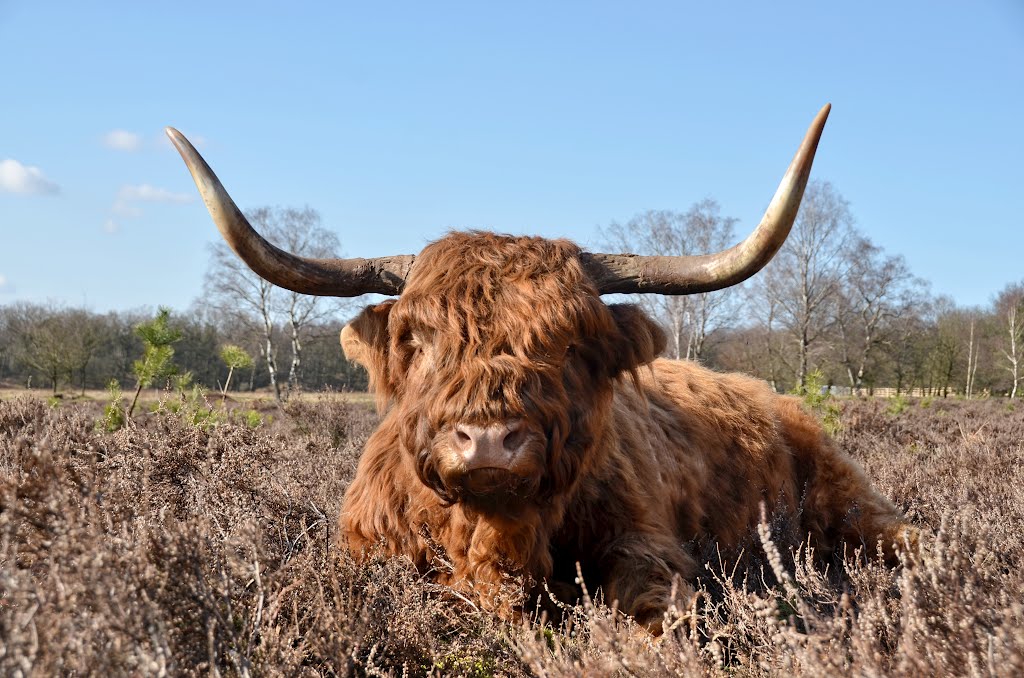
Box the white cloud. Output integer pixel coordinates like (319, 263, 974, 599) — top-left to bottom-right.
(108, 183, 193, 228)
(112, 202, 143, 218)
(0, 274, 13, 294)
(0, 158, 60, 195)
(103, 129, 143, 152)
(117, 184, 192, 204)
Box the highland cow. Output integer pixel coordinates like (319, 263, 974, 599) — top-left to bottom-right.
(167, 104, 912, 628)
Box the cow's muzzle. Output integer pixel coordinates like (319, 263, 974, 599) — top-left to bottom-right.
(450, 420, 529, 472)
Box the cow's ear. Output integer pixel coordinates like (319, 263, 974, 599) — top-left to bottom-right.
(341, 300, 397, 403)
(606, 303, 667, 373)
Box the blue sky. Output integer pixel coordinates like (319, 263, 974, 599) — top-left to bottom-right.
(1, 1, 1022, 312)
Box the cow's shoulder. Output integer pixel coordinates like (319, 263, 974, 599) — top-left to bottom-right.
(625, 359, 780, 429)
(610, 358, 789, 473)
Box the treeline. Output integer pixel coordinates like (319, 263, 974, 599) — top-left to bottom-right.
(0, 208, 370, 400)
(606, 181, 1024, 398)
(0, 302, 368, 395)
(2, 193, 1022, 400)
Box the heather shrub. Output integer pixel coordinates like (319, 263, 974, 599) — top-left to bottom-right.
(1, 394, 1022, 676)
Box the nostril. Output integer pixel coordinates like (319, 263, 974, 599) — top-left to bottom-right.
(452, 427, 474, 452)
(502, 423, 527, 451)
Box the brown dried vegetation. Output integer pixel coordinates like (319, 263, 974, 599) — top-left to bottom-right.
(1, 394, 1022, 676)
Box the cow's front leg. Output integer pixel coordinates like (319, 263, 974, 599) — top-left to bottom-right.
(598, 533, 697, 631)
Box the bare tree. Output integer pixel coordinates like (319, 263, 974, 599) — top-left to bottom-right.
(885, 284, 934, 395)
(749, 180, 853, 389)
(925, 298, 969, 398)
(6, 302, 74, 393)
(203, 206, 344, 402)
(63, 309, 102, 394)
(204, 209, 285, 401)
(994, 282, 1024, 397)
(599, 199, 738, 361)
(739, 284, 788, 390)
(833, 236, 917, 392)
(262, 208, 345, 398)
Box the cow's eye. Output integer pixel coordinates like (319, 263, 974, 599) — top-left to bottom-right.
(407, 331, 428, 359)
(396, 331, 420, 359)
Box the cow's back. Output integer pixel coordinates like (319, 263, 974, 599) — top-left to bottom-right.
(603, 359, 803, 551)
(600, 358, 908, 565)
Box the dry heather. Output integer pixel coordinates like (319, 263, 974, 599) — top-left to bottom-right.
(1, 393, 1022, 676)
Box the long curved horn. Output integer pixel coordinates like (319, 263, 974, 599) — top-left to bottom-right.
(165, 128, 414, 296)
(581, 104, 831, 294)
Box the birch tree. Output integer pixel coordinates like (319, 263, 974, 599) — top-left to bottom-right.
(205, 229, 281, 400)
(599, 199, 738, 361)
(994, 282, 1024, 397)
(203, 206, 343, 401)
(263, 208, 344, 398)
(965, 315, 980, 399)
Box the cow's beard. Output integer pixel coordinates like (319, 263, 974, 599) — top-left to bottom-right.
(432, 439, 547, 516)
(409, 421, 556, 517)
(456, 468, 542, 515)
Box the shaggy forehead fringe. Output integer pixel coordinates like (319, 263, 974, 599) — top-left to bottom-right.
(386, 234, 603, 428)
(393, 231, 613, 358)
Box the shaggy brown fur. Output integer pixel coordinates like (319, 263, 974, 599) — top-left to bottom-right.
(339, 231, 911, 627)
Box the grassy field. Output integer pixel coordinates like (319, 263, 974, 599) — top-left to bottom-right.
(1, 391, 1022, 676)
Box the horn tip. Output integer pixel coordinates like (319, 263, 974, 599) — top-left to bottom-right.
(164, 127, 193, 157)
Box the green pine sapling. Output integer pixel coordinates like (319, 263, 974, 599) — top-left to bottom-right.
(219, 344, 254, 395)
(127, 308, 182, 417)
